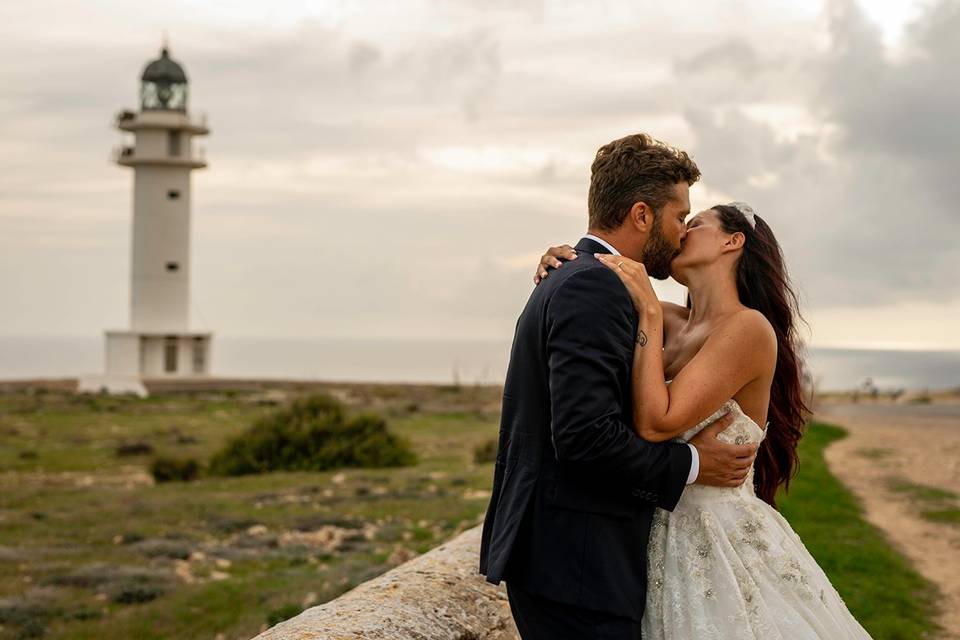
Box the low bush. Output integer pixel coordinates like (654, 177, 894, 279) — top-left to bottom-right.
(44, 564, 169, 600)
(473, 438, 498, 464)
(0, 598, 53, 636)
(266, 603, 303, 626)
(131, 538, 193, 560)
(151, 456, 200, 483)
(115, 441, 155, 457)
(109, 582, 165, 604)
(208, 394, 417, 476)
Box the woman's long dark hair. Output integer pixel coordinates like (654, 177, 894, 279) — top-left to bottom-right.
(705, 204, 809, 508)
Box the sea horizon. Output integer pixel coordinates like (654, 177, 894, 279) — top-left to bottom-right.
(1, 334, 958, 394)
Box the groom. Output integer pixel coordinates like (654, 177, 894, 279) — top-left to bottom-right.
(479, 134, 760, 639)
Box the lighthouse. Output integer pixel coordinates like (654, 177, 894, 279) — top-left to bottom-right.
(80, 45, 212, 397)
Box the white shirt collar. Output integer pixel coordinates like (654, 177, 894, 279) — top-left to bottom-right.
(582, 234, 622, 256)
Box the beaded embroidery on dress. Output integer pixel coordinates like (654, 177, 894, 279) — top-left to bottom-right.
(642, 399, 873, 639)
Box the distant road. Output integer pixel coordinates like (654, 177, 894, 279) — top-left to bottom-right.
(818, 400, 960, 422)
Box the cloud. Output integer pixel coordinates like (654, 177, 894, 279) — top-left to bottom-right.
(0, 0, 954, 348)
(348, 41, 382, 74)
(675, 40, 764, 76)
(676, 0, 959, 310)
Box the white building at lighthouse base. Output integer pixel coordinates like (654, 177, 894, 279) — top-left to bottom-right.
(79, 331, 212, 397)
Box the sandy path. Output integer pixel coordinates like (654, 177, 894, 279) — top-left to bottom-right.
(817, 401, 960, 639)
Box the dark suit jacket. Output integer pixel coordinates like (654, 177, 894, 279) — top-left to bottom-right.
(479, 237, 692, 621)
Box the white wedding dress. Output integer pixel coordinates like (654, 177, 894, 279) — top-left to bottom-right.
(642, 399, 873, 639)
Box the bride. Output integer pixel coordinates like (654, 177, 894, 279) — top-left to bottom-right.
(534, 202, 872, 639)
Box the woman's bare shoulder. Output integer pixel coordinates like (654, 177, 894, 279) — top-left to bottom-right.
(717, 308, 778, 359)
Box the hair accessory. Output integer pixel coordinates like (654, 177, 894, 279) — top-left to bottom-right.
(728, 202, 757, 229)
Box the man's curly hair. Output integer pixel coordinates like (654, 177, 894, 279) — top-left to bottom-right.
(588, 133, 701, 231)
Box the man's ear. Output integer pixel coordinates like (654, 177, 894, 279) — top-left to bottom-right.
(628, 201, 655, 232)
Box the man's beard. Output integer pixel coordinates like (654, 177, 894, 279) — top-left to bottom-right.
(642, 220, 680, 279)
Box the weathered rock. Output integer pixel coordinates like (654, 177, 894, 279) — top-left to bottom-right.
(251, 525, 518, 640)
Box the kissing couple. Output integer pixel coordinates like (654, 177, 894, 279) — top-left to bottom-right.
(480, 134, 872, 639)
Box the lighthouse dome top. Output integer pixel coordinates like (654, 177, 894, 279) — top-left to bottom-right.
(142, 47, 187, 84)
(140, 46, 188, 112)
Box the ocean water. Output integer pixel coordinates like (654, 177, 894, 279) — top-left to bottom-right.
(0, 335, 957, 393)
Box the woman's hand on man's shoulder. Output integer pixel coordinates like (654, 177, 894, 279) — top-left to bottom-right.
(534, 244, 578, 284)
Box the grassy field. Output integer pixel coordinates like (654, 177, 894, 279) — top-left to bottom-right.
(778, 422, 942, 639)
(0, 386, 501, 640)
(886, 478, 960, 527)
(0, 388, 943, 639)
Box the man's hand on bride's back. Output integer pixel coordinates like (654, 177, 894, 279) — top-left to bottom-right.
(689, 413, 759, 488)
(534, 244, 578, 284)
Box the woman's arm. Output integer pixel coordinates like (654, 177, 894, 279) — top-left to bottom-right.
(595, 254, 776, 442)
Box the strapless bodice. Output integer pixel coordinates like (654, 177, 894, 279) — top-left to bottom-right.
(672, 398, 766, 502)
(678, 398, 766, 446)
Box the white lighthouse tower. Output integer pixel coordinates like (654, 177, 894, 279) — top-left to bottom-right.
(80, 45, 212, 397)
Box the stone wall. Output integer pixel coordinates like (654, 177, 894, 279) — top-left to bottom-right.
(251, 525, 519, 640)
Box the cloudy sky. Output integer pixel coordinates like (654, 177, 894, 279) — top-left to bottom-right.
(1, 0, 957, 350)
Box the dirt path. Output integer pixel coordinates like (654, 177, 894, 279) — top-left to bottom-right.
(817, 401, 960, 639)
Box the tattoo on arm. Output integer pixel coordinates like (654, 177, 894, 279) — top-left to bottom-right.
(636, 330, 648, 347)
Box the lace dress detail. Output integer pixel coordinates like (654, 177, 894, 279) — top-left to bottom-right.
(642, 400, 873, 639)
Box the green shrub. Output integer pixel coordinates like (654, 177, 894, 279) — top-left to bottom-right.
(266, 603, 303, 626)
(0, 599, 51, 636)
(109, 582, 166, 604)
(208, 394, 417, 476)
(151, 456, 200, 483)
(44, 564, 169, 597)
(132, 538, 192, 559)
(115, 441, 154, 457)
(473, 438, 497, 464)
